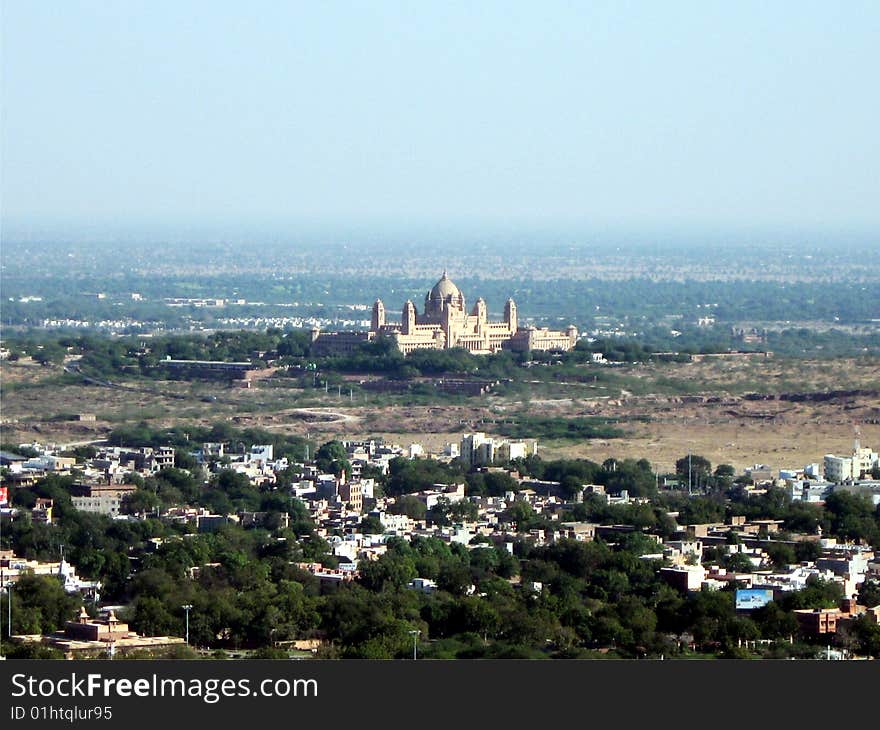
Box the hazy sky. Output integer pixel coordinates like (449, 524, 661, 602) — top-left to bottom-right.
(2, 1, 879, 237)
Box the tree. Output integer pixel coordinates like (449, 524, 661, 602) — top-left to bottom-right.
(616, 595, 658, 648)
(560, 475, 584, 501)
(385, 457, 465, 497)
(449, 500, 479, 523)
(751, 602, 797, 639)
(675, 496, 724, 525)
(3, 642, 65, 659)
(501, 502, 539, 532)
(33, 343, 66, 366)
(315, 441, 351, 477)
(174, 450, 199, 470)
(823, 492, 879, 544)
(360, 515, 385, 535)
(675, 454, 712, 489)
(7, 574, 82, 634)
(857, 578, 880, 608)
(130, 596, 179, 637)
(252, 646, 290, 659)
(211, 469, 260, 510)
(437, 561, 473, 595)
(764, 543, 796, 569)
(388, 496, 427, 521)
(850, 614, 880, 658)
(122, 489, 161, 515)
(599, 458, 658, 498)
(456, 596, 500, 639)
(357, 553, 416, 592)
(482, 471, 521, 497)
(778, 577, 845, 611)
(429, 497, 478, 526)
(724, 552, 755, 573)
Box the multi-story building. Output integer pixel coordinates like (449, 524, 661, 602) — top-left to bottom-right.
(824, 442, 879, 483)
(854, 444, 879, 478)
(70, 484, 137, 516)
(338, 481, 363, 513)
(824, 454, 854, 483)
(460, 432, 537, 467)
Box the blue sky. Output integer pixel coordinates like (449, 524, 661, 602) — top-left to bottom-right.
(2, 1, 878, 238)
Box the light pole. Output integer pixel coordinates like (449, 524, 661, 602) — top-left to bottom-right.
(182, 604, 192, 646)
(6, 583, 11, 638)
(1, 568, 5, 649)
(408, 629, 421, 660)
(688, 452, 692, 495)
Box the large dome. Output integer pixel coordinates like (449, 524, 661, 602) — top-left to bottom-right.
(428, 271, 461, 300)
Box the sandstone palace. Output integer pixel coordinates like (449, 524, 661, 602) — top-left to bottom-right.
(311, 272, 578, 356)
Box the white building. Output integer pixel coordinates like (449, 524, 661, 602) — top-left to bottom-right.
(786, 479, 834, 503)
(71, 494, 124, 517)
(444, 443, 460, 458)
(374, 511, 412, 533)
(824, 454, 854, 483)
(853, 443, 879, 477)
(824, 442, 879, 483)
(408, 578, 438, 593)
(247, 444, 274, 466)
(460, 432, 536, 467)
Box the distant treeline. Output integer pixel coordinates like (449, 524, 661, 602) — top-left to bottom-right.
(3, 273, 879, 330)
(4, 325, 879, 392)
(494, 416, 625, 441)
(106, 421, 312, 462)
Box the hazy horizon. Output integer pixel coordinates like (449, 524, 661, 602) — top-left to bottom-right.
(2, 211, 878, 249)
(3, 2, 880, 239)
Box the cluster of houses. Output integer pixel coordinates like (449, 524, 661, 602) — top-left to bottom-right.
(658, 519, 877, 612)
(0, 431, 535, 520)
(0, 548, 101, 600)
(1, 444, 174, 487)
(3, 435, 880, 653)
(737, 441, 880, 506)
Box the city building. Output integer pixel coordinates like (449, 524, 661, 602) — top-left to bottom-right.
(824, 454, 854, 483)
(824, 441, 879, 483)
(556, 522, 597, 542)
(70, 484, 138, 517)
(660, 565, 707, 592)
(338, 481, 363, 512)
(460, 432, 537, 467)
(794, 607, 843, 636)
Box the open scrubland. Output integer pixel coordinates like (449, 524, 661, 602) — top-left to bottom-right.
(3, 355, 879, 473)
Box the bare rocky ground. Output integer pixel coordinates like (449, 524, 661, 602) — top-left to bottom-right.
(2, 358, 879, 473)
